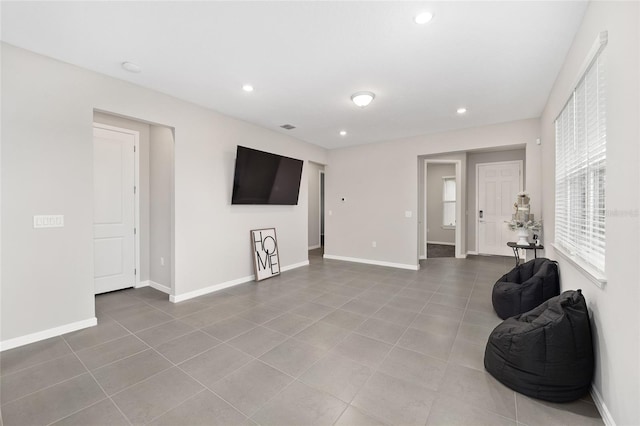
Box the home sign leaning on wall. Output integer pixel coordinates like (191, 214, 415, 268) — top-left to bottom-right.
(251, 228, 280, 281)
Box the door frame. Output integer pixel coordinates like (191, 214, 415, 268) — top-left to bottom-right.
(475, 160, 523, 255)
(92, 122, 140, 289)
(423, 159, 463, 259)
(319, 169, 325, 248)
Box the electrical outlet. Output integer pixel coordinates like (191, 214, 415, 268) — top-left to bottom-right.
(372, 241, 377, 248)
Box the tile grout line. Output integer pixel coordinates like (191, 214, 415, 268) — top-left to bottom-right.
(112, 330, 253, 424)
(1, 330, 146, 408)
(0, 341, 74, 380)
(328, 277, 438, 425)
(4, 319, 192, 409)
(355, 272, 466, 423)
(346, 264, 508, 424)
(79, 314, 212, 423)
(141, 388, 210, 425)
(173, 348, 276, 423)
(1, 370, 89, 410)
(245, 301, 373, 423)
(444, 271, 478, 365)
(55, 338, 134, 426)
(240, 274, 409, 424)
(444, 267, 520, 421)
(135, 316, 284, 425)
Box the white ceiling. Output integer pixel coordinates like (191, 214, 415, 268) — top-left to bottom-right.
(1, 1, 587, 149)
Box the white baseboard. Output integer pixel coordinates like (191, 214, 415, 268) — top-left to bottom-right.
(171, 275, 253, 303)
(591, 386, 615, 426)
(170, 260, 310, 303)
(150, 281, 171, 294)
(282, 260, 310, 272)
(426, 240, 456, 246)
(308, 244, 321, 250)
(419, 255, 426, 260)
(323, 254, 419, 271)
(135, 280, 150, 288)
(467, 250, 479, 255)
(136, 280, 171, 294)
(0, 317, 97, 352)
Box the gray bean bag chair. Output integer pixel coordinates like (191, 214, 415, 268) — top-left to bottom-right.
(484, 290, 594, 402)
(492, 258, 559, 319)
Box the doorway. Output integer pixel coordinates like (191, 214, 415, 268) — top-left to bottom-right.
(93, 111, 175, 298)
(476, 160, 523, 256)
(422, 159, 463, 259)
(93, 123, 139, 294)
(308, 162, 325, 258)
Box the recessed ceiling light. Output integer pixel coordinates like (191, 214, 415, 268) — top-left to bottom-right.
(351, 91, 375, 108)
(457, 107, 468, 114)
(339, 130, 347, 136)
(121, 61, 141, 73)
(242, 84, 254, 92)
(414, 12, 434, 25)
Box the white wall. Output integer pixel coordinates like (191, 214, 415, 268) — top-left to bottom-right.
(307, 162, 324, 249)
(93, 112, 151, 282)
(426, 164, 456, 245)
(539, 2, 639, 424)
(466, 148, 526, 253)
(149, 126, 174, 289)
(326, 119, 540, 269)
(1, 44, 327, 344)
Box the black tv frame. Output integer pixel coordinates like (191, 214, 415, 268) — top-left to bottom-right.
(231, 146, 304, 205)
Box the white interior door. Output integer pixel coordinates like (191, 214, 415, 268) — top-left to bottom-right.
(477, 162, 522, 256)
(93, 125, 137, 294)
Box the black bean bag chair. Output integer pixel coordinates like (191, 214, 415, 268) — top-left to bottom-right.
(484, 290, 594, 402)
(492, 258, 559, 320)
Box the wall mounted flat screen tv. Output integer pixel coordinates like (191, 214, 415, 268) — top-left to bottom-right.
(231, 146, 304, 205)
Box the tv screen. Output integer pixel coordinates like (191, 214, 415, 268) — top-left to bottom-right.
(231, 146, 304, 205)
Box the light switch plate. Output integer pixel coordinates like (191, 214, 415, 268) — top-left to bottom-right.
(405, 211, 412, 218)
(33, 215, 64, 228)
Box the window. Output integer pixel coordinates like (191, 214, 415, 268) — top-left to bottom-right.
(555, 35, 606, 276)
(442, 176, 456, 228)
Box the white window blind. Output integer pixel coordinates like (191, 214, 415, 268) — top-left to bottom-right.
(555, 41, 606, 275)
(442, 177, 456, 227)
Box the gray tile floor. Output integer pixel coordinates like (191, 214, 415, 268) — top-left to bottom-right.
(1, 253, 603, 426)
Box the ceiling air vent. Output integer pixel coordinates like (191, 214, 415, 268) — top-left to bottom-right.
(280, 124, 296, 130)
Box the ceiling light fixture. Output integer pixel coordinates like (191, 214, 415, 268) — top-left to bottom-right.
(457, 107, 467, 114)
(121, 61, 141, 73)
(242, 84, 254, 92)
(351, 91, 375, 108)
(339, 130, 347, 136)
(414, 12, 434, 25)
